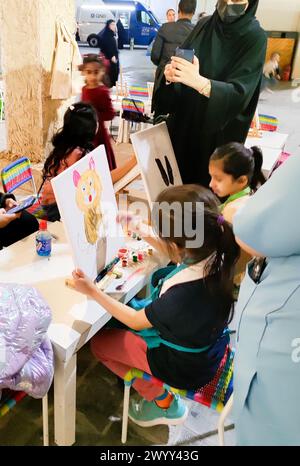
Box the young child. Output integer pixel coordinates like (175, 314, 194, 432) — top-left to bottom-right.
(209, 142, 266, 224)
(68, 185, 239, 427)
(261, 52, 281, 93)
(0, 192, 38, 249)
(209, 142, 266, 289)
(40, 102, 137, 222)
(40, 102, 98, 222)
(80, 55, 117, 171)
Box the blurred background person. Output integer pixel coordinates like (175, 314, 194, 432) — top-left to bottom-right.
(152, 0, 197, 117)
(116, 19, 126, 50)
(166, 8, 176, 23)
(261, 52, 281, 93)
(98, 20, 120, 88)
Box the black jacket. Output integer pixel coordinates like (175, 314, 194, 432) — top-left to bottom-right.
(98, 28, 119, 61)
(151, 19, 194, 68)
(151, 19, 194, 115)
(98, 27, 120, 87)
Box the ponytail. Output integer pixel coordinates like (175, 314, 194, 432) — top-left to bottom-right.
(210, 142, 267, 194)
(250, 146, 266, 191)
(204, 212, 240, 325)
(153, 185, 240, 326)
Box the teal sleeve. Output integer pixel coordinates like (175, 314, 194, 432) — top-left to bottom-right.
(233, 155, 300, 257)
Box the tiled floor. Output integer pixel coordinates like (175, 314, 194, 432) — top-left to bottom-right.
(0, 48, 299, 446)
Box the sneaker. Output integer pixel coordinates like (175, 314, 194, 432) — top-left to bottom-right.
(128, 394, 188, 427)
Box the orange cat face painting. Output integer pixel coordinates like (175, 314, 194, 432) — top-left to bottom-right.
(73, 157, 102, 245)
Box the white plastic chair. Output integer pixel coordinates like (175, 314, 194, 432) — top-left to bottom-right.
(218, 393, 233, 446)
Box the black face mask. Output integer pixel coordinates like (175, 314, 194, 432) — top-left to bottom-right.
(217, 0, 249, 23)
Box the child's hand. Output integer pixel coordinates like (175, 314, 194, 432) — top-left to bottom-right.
(67, 269, 98, 298)
(111, 56, 118, 64)
(4, 198, 17, 210)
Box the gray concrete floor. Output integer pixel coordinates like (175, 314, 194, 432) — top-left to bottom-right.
(0, 48, 299, 447)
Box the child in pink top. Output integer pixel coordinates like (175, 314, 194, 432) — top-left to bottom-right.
(40, 103, 98, 221)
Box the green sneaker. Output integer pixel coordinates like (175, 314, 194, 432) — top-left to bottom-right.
(128, 394, 188, 427)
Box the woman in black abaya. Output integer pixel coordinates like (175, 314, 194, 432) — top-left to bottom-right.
(162, 0, 267, 187)
(98, 20, 120, 87)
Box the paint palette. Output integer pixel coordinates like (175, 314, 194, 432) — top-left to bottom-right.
(99, 239, 156, 294)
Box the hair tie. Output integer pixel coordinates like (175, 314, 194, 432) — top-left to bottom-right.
(217, 214, 225, 226)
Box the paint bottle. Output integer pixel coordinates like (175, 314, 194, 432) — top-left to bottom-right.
(36, 220, 52, 257)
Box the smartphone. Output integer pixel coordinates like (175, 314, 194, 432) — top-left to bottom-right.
(6, 195, 37, 214)
(175, 47, 195, 63)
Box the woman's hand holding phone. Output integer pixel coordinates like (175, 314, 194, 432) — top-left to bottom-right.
(165, 55, 209, 95)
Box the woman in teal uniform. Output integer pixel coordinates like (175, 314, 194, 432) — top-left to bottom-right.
(233, 155, 300, 446)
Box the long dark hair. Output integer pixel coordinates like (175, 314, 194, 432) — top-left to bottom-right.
(153, 185, 240, 325)
(42, 103, 97, 182)
(210, 142, 266, 192)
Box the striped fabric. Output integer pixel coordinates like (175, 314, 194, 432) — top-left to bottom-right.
(0, 390, 27, 417)
(124, 345, 234, 413)
(250, 114, 278, 132)
(259, 114, 278, 132)
(1, 157, 34, 194)
(129, 85, 149, 98)
(122, 98, 145, 114)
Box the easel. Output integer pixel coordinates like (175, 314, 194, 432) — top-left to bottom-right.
(248, 110, 262, 138)
(116, 66, 128, 100)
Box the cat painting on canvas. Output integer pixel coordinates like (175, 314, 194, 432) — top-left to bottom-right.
(73, 156, 108, 275)
(52, 146, 125, 281)
(73, 157, 102, 245)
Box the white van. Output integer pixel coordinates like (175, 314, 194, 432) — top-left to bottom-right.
(77, 1, 160, 48)
(76, 5, 114, 47)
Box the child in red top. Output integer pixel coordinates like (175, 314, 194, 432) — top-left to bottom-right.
(81, 55, 117, 171)
(40, 103, 98, 222)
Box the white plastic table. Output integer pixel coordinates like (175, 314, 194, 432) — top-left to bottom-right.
(245, 131, 289, 151)
(0, 221, 165, 445)
(245, 131, 289, 176)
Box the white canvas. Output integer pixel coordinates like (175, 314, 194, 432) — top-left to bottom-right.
(131, 122, 182, 205)
(51, 146, 125, 280)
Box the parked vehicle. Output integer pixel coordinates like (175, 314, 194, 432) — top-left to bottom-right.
(77, 0, 160, 48)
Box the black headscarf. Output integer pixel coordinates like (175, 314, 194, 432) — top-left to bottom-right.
(211, 0, 260, 38)
(164, 0, 267, 186)
(184, 0, 261, 79)
(98, 20, 119, 87)
(98, 20, 119, 60)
